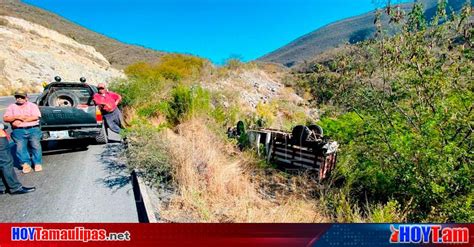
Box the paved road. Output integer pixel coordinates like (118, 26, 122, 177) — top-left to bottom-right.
(0, 95, 139, 222)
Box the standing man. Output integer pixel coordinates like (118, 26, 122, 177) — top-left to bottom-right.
(0, 123, 36, 194)
(93, 83, 123, 134)
(3, 90, 43, 173)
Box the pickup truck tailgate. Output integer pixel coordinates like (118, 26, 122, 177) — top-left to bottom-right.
(40, 106, 98, 128)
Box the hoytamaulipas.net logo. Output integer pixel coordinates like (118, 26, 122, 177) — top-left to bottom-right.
(11, 226, 131, 242)
(390, 224, 469, 244)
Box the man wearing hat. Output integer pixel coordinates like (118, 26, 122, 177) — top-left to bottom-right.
(0, 123, 36, 194)
(3, 90, 43, 173)
(93, 83, 123, 134)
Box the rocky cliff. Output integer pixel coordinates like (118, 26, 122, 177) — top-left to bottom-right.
(0, 15, 124, 94)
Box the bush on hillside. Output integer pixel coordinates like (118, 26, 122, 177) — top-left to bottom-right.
(125, 54, 206, 82)
(167, 84, 211, 125)
(301, 1, 473, 222)
(124, 126, 172, 186)
(111, 54, 209, 125)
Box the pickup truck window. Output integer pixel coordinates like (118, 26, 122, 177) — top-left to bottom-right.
(38, 85, 95, 106)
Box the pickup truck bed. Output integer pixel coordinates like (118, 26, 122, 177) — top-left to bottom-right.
(36, 82, 107, 144)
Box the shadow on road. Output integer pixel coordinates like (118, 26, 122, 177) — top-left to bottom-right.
(97, 142, 150, 222)
(41, 139, 91, 155)
(10, 139, 93, 170)
(10, 138, 111, 170)
(96, 143, 131, 193)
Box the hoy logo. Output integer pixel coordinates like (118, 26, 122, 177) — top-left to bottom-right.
(390, 225, 469, 244)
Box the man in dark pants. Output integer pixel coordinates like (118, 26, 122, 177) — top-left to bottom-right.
(92, 83, 123, 133)
(0, 123, 36, 195)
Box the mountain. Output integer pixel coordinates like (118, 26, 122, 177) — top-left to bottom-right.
(0, 15, 124, 94)
(0, 1, 302, 115)
(258, 0, 471, 67)
(0, 0, 165, 69)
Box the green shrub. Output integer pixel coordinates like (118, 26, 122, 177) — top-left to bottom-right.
(211, 106, 227, 125)
(368, 200, 405, 223)
(111, 54, 208, 126)
(124, 54, 206, 82)
(255, 102, 277, 127)
(109, 77, 167, 107)
(124, 126, 171, 186)
(137, 102, 169, 118)
(225, 58, 244, 70)
(156, 54, 206, 81)
(124, 62, 162, 81)
(167, 84, 211, 124)
(319, 112, 365, 144)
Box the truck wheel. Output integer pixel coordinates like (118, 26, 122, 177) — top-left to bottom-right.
(291, 125, 311, 145)
(47, 90, 80, 107)
(307, 124, 323, 137)
(95, 125, 108, 144)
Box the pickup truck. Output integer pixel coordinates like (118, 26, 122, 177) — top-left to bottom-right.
(36, 77, 108, 144)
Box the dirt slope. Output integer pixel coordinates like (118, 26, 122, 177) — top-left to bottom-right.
(0, 15, 124, 94)
(0, 0, 165, 69)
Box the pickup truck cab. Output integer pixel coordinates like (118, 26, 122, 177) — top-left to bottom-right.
(36, 79, 108, 144)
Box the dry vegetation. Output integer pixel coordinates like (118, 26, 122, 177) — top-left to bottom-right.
(118, 0, 473, 222)
(0, 85, 40, 96)
(116, 54, 331, 222)
(134, 119, 328, 222)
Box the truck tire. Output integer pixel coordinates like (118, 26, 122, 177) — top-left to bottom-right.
(291, 125, 311, 145)
(95, 125, 108, 144)
(307, 124, 323, 137)
(47, 90, 80, 107)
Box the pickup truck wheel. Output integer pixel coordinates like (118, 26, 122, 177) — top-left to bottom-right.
(47, 91, 80, 107)
(95, 125, 108, 144)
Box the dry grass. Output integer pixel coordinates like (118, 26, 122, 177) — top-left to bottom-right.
(0, 16, 10, 26)
(158, 119, 328, 222)
(0, 84, 40, 96)
(121, 107, 137, 126)
(0, 86, 14, 96)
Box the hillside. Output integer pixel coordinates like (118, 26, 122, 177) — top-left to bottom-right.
(110, 54, 329, 223)
(0, 0, 305, 115)
(113, 4, 473, 221)
(258, 0, 471, 67)
(0, 15, 123, 93)
(286, 4, 473, 222)
(0, 0, 165, 69)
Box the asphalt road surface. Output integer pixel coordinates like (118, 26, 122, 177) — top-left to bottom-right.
(0, 95, 139, 222)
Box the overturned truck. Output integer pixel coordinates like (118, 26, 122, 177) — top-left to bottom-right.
(246, 125, 338, 181)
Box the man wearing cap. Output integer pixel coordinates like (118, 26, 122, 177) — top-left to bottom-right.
(0, 123, 36, 194)
(93, 83, 123, 134)
(3, 90, 43, 173)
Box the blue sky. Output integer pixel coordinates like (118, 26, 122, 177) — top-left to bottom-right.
(24, 0, 410, 64)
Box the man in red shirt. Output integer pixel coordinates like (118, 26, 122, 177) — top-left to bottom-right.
(93, 83, 123, 133)
(3, 91, 43, 174)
